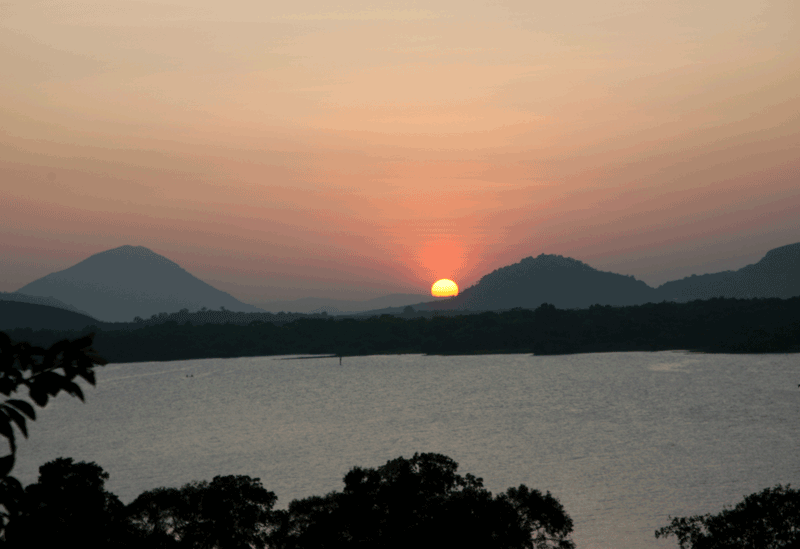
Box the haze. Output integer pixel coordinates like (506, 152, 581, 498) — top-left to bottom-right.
(2, 0, 798, 303)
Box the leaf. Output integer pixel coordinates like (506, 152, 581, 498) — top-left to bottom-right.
(5, 400, 35, 420)
(63, 380, 84, 401)
(0, 475, 22, 494)
(1, 406, 27, 438)
(0, 455, 14, 478)
(77, 369, 96, 385)
(0, 420, 15, 452)
(29, 387, 48, 407)
(0, 379, 16, 397)
(33, 371, 62, 395)
(72, 334, 94, 350)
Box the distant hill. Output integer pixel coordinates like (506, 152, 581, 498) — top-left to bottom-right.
(655, 242, 800, 301)
(386, 254, 656, 313)
(0, 301, 99, 331)
(14, 245, 264, 322)
(11, 241, 799, 323)
(254, 293, 429, 314)
(0, 291, 94, 317)
(457, 254, 657, 310)
(356, 243, 800, 315)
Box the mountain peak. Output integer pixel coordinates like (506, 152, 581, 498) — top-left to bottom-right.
(105, 244, 157, 255)
(86, 245, 183, 269)
(457, 251, 652, 311)
(524, 254, 593, 269)
(15, 246, 261, 322)
(654, 241, 800, 301)
(760, 242, 800, 263)
(481, 254, 595, 283)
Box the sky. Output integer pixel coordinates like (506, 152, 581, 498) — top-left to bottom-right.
(2, 0, 798, 303)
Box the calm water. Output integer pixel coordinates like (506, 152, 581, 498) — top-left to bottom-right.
(15, 352, 800, 549)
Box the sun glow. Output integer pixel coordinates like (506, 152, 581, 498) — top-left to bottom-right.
(431, 279, 459, 297)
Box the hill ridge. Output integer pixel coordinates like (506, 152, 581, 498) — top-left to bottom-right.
(356, 241, 800, 315)
(15, 245, 264, 322)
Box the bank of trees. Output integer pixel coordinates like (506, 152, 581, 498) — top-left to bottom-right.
(655, 484, 800, 549)
(271, 453, 575, 549)
(2, 453, 577, 549)
(6, 454, 800, 549)
(4, 297, 800, 363)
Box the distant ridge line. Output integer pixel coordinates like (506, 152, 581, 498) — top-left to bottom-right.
(15, 245, 265, 322)
(8, 241, 800, 321)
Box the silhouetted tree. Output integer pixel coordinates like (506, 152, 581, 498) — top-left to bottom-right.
(271, 452, 575, 549)
(125, 475, 278, 549)
(0, 332, 106, 537)
(7, 297, 799, 362)
(655, 484, 800, 548)
(4, 457, 123, 549)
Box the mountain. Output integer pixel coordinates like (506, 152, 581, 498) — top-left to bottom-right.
(14, 245, 264, 322)
(393, 254, 657, 313)
(12, 241, 799, 323)
(356, 243, 800, 316)
(253, 293, 430, 314)
(0, 301, 100, 331)
(0, 291, 94, 317)
(655, 242, 800, 301)
(457, 254, 657, 310)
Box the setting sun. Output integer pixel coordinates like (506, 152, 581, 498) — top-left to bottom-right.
(431, 279, 459, 297)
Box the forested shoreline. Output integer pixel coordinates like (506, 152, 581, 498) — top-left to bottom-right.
(3, 297, 799, 363)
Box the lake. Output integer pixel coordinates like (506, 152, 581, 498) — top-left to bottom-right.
(14, 352, 800, 548)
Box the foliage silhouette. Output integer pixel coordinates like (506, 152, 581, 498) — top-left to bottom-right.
(8, 453, 574, 549)
(6, 297, 799, 363)
(655, 484, 800, 549)
(271, 452, 575, 549)
(3, 457, 123, 549)
(0, 332, 106, 537)
(124, 475, 278, 549)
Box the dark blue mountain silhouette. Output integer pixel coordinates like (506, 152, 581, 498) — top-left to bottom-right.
(654, 242, 800, 301)
(14, 245, 264, 322)
(459, 253, 656, 310)
(356, 242, 800, 315)
(0, 291, 94, 317)
(10, 242, 799, 322)
(405, 253, 656, 312)
(0, 301, 100, 331)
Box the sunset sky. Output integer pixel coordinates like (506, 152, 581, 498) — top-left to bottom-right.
(2, 0, 798, 303)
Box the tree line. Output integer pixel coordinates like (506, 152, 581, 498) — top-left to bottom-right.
(4, 297, 800, 363)
(3, 453, 578, 549)
(5, 454, 799, 549)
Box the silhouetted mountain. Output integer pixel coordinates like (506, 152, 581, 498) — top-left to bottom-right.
(253, 293, 429, 314)
(0, 291, 93, 317)
(0, 301, 99, 331)
(357, 243, 800, 315)
(655, 242, 800, 301)
(13, 242, 799, 323)
(14, 245, 264, 322)
(460, 254, 656, 310)
(389, 254, 656, 313)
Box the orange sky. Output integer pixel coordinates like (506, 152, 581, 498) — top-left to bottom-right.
(2, 0, 799, 302)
